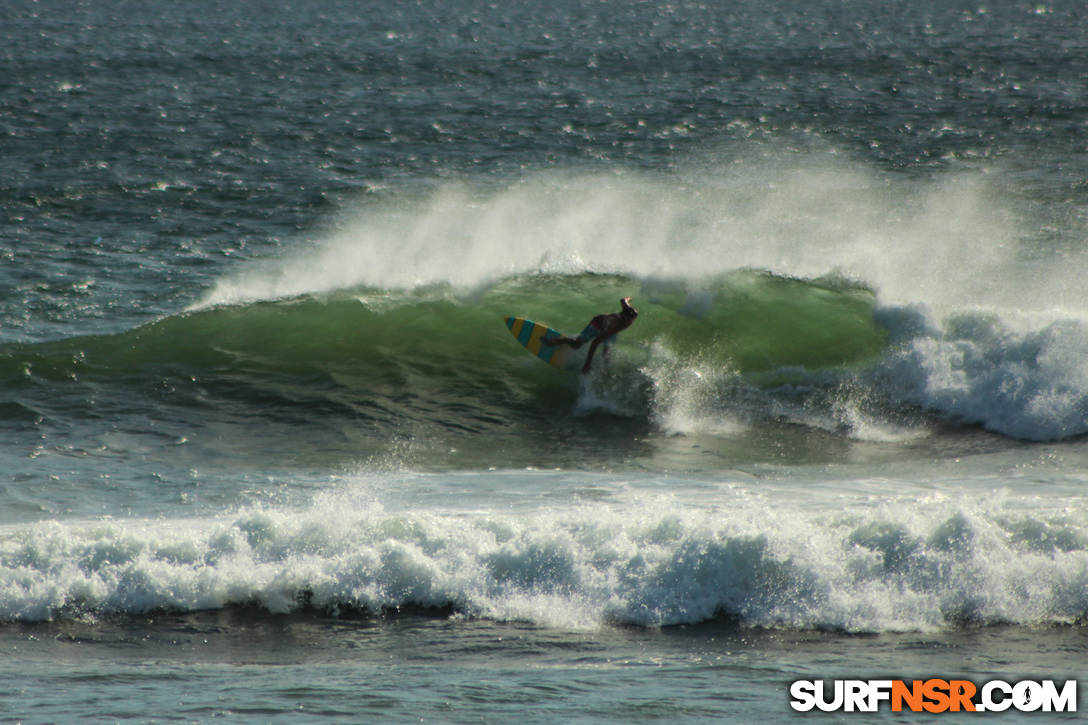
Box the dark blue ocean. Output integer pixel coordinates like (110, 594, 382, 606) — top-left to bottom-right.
(3, 0, 1088, 721)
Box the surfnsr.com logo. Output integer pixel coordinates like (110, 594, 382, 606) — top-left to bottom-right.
(789, 679, 1078, 713)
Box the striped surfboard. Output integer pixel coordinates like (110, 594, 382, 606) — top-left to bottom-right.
(504, 316, 581, 370)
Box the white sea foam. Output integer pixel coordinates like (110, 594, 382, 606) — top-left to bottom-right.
(872, 305, 1088, 440)
(639, 342, 746, 436)
(2, 474, 1085, 631)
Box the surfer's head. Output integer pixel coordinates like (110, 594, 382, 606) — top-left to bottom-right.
(620, 297, 638, 320)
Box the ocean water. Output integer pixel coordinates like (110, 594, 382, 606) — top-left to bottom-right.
(3, 0, 1088, 721)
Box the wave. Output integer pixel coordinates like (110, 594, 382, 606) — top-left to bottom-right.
(5, 265, 1088, 445)
(2, 475, 1086, 630)
(0, 269, 886, 435)
(5, 269, 883, 379)
(7, 154, 1088, 445)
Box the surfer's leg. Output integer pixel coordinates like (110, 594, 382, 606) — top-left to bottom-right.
(582, 338, 602, 373)
(542, 336, 583, 348)
(556, 320, 599, 351)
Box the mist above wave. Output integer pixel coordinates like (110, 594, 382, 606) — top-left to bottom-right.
(197, 150, 1056, 312)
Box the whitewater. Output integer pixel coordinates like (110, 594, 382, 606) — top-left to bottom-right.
(5, 467, 1087, 633)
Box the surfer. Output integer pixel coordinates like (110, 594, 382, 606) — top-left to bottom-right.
(542, 297, 638, 373)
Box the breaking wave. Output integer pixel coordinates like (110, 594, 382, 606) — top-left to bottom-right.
(2, 473, 1085, 631)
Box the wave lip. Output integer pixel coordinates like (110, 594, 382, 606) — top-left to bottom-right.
(2, 487, 1085, 631)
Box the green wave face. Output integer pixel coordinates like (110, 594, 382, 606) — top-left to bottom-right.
(0, 270, 887, 467)
(5, 269, 884, 385)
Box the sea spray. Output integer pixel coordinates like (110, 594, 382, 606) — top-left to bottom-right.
(194, 155, 1031, 310)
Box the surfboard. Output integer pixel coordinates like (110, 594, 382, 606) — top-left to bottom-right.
(504, 316, 583, 370)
